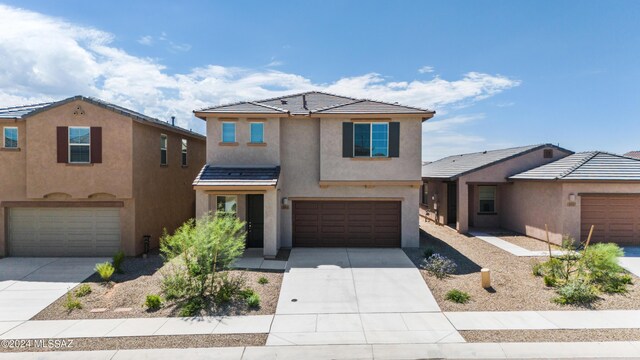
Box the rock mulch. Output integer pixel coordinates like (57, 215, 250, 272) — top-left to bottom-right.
(406, 221, 640, 312)
(33, 254, 283, 320)
(461, 329, 640, 343)
(0, 334, 267, 352)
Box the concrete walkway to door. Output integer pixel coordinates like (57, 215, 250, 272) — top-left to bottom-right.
(269, 248, 460, 346)
(0, 257, 106, 322)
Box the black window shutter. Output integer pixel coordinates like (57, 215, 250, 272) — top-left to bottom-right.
(56, 126, 68, 163)
(389, 122, 400, 157)
(342, 122, 353, 158)
(90, 127, 102, 163)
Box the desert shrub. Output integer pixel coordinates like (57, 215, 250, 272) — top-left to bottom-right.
(160, 212, 246, 303)
(145, 294, 163, 311)
(421, 253, 457, 279)
(531, 262, 544, 277)
(582, 243, 630, 293)
(75, 284, 92, 297)
(161, 270, 190, 300)
(543, 275, 557, 287)
(239, 288, 257, 300)
(64, 291, 82, 311)
(258, 277, 269, 285)
(215, 273, 245, 304)
(553, 279, 598, 305)
(95, 262, 115, 282)
(179, 297, 204, 317)
(445, 289, 470, 304)
(246, 294, 261, 308)
(112, 251, 125, 274)
(423, 248, 434, 259)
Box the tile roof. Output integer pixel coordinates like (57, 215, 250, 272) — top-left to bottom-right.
(195, 91, 434, 118)
(624, 151, 640, 160)
(509, 152, 640, 181)
(192, 165, 280, 187)
(0, 102, 53, 118)
(0, 96, 204, 139)
(422, 144, 567, 179)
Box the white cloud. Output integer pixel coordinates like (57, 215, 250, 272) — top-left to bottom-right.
(137, 35, 153, 46)
(0, 4, 520, 136)
(418, 65, 434, 74)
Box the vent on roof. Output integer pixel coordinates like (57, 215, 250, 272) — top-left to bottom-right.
(171, 116, 175, 126)
(302, 94, 308, 110)
(281, 100, 287, 105)
(544, 149, 553, 158)
(483, 151, 487, 154)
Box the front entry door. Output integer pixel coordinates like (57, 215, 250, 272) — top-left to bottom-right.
(246, 195, 264, 248)
(447, 182, 457, 226)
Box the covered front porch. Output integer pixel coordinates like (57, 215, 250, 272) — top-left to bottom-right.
(193, 165, 281, 258)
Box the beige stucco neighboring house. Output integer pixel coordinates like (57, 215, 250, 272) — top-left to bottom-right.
(193, 91, 435, 258)
(507, 152, 640, 245)
(0, 96, 205, 257)
(420, 144, 573, 234)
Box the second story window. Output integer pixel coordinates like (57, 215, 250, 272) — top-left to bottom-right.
(3, 127, 18, 148)
(160, 134, 167, 165)
(250, 122, 264, 143)
(222, 122, 236, 143)
(68, 127, 90, 163)
(354, 122, 388, 157)
(181, 139, 188, 166)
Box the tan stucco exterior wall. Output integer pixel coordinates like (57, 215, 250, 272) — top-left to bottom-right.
(420, 180, 448, 225)
(0, 119, 27, 255)
(206, 118, 280, 166)
(132, 121, 206, 254)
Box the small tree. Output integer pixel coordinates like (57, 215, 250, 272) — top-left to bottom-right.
(160, 212, 246, 302)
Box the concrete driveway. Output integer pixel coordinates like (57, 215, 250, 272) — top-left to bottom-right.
(269, 248, 460, 346)
(0, 257, 106, 322)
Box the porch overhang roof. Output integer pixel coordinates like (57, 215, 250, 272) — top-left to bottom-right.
(192, 165, 280, 188)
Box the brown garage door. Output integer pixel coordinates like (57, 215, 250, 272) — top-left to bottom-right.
(292, 201, 401, 247)
(581, 195, 640, 245)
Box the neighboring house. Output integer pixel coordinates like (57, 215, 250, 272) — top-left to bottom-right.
(421, 144, 573, 234)
(0, 96, 205, 257)
(507, 152, 640, 245)
(192, 91, 434, 258)
(624, 151, 640, 159)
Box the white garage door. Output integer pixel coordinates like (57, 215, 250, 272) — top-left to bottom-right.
(8, 207, 121, 257)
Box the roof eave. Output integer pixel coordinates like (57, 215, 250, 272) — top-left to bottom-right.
(193, 111, 287, 120)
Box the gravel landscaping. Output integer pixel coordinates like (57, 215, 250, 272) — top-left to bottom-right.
(406, 221, 640, 311)
(461, 329, 640, 342)
(0, 334, 266, 352)
(33, 254, 283, 320)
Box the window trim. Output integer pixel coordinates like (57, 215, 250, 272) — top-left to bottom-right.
(477, 185, 497, 214)
(3, 126, 18, 149)
(160, 134, 168, 166)
(68, 126, 91, 164)
(221, 122, 236, 143)
(421, 183, 429, 206)
(181, 138, 188, 167)
(353, 122, 389, 158)
(249, 122, 265, 144)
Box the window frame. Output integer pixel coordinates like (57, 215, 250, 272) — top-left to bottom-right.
(160, 134, 168, 166)
(353, 122, 389, 158)
(249, 122, 265, 144)
(421, 183, 429, 206)
(215, 195, 238, 214)
(3, 126, 18, 149)
(221, 122, 236, 143)
(68, 126, 91, 164)
(181, 138, 188, 166)
(478, 185, 497, 214)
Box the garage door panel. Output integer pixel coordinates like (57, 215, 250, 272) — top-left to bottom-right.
(8, 207, 121, 257)
(293, 200, 401, 247)
(581, 195, 640, 245)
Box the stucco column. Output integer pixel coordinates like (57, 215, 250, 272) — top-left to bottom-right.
(263, 188, 278, 258)
(195, 190, 209, 218)
(457, 179, 469, 233)
(403, 189, 420, 247)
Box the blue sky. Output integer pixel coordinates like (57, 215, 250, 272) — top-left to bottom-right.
(1, 1, 639, 160)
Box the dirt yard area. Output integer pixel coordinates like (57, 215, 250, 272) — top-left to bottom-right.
(33, 254, 283, 320)
(487, 230, 561, 252)
(405, 221, 640, 311)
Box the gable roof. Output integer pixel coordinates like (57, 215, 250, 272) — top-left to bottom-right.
(509, 152, 640, 181)
(194, 91, 435, 119)
(624, 151, 640, 160)
(192, 165, 280, 187)
(0, 96, 204, 140)
(422, 144, 571, 180)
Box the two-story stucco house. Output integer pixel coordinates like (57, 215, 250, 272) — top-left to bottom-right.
(0, 96, 205, 257)
(192, 91, 434, 258)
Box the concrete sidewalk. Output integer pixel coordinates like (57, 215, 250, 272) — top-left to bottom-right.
(469, 232, 566, 257)
(2, 342, 640, 359)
